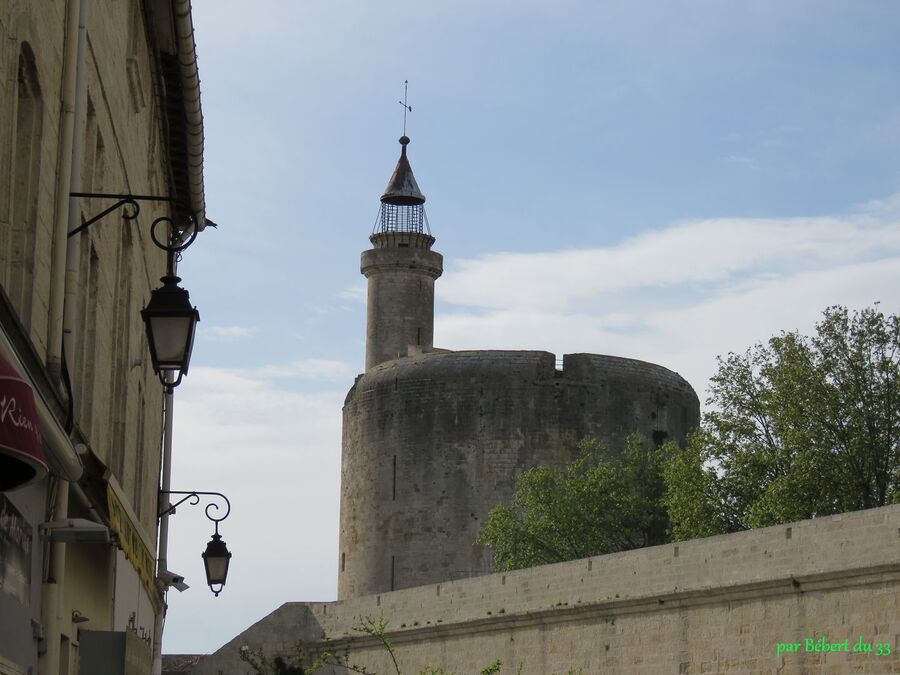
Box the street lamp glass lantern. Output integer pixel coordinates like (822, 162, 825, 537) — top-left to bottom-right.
(202, 532, 232, 596)
(141, 275, 199, 388)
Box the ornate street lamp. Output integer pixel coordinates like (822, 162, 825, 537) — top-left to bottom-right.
(141, 275, 200, 390)
(69, 192, 205, 392)
(202, 531, 232, 596)
(159, 490, 232, 596)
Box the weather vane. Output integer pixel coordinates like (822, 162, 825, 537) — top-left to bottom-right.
(399, 79, 412, 136)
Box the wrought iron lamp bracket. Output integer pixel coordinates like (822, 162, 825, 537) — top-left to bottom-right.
(158, 490, 231, 533)
(68, 192, 198, 254)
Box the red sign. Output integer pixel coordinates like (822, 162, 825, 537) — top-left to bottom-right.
(0, 354, 46, 491)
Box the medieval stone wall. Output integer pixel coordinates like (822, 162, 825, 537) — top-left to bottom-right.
(339, 350, 700, 599)
(195, 504, 900, 675)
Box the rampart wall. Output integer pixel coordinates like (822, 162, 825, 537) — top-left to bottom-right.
(195, 503, 900, 674)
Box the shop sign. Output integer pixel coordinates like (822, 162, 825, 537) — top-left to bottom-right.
(106, 485, 162, 613)
(0, 353, 47, 491)
(0, 493, 32, 605)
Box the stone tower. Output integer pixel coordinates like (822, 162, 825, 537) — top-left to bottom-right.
(338, 137, 701, 601)
(362, 136, 443, 371)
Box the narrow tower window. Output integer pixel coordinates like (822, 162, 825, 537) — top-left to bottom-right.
(392, 455, 397, 500)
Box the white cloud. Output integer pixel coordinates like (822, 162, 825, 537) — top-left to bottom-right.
(188, 359, 352, 384)
(338, 285, 367, 302)
(200, 325, 259, 342)
(244, 359, 353, 381)
(724, 154, 756, 165)
(436, 197, 900, 402)
(438, 208, 900, 314)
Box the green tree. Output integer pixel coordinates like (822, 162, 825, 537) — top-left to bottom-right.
(476, 435, 674, 571)
(665, 305, 900, 540)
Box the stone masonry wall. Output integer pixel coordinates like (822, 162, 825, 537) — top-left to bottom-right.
(0, 0, 169, 532)
(194, 504, 900, 674)
(339, 350, 700, 598)
(1, 3, 184, 670)
(361, 232, 443, 371)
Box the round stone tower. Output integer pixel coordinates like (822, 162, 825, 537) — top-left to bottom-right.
(338, 137, 701, 601)
(362, 136, 443, 371)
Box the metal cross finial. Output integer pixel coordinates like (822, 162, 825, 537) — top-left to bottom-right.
(399, 79, 412, 136)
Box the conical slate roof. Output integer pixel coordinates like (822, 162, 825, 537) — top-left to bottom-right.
(380, 136, 425, 205)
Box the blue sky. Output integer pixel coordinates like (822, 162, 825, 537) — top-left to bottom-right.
(162, 1, 900, 654)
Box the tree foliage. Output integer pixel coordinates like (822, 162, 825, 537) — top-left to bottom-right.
(665, 305, 900, 540)
(476, 435, 674, 571)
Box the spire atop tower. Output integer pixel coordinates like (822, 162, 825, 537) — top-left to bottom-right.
(360, 83, 442, 372)
(381, 136, 426, 206)
(376, 135, 430, 235)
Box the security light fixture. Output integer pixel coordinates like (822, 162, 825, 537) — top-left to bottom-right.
(71, 611, 90, 624)
(141, 275, 200, 390)
(40, 519, 110, 544)
(158, 569, 190, 592)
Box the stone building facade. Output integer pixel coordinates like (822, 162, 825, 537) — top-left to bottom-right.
(0, 1, 207, 674)
(338, 137, 700, 599)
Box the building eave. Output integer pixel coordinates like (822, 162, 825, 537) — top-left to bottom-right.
(145, 0, 207, 230)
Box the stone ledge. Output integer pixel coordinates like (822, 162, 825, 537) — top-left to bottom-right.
(315, 564, 900, 647)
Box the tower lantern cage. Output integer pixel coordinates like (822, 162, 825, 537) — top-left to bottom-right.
(376, 201, 430, 235)
(373, 135, 431, 236)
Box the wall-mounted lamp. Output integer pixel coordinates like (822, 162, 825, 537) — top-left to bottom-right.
(141, 275, 200, 390)
(71, 610, 90, 624)
(201, 531, 232, 597)
(68, 192, 207, 392)
(158, 491, 232, 596)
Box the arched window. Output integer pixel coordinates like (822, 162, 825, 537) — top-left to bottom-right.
(4, 42, 43, 329)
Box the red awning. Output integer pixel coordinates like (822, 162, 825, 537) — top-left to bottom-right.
(0, 353, 47, 490)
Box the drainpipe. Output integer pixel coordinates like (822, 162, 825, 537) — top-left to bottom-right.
(62, 0, 90, 403)
(46, 0, 81, 381)
(39, 481, 68, 675)
(151, 373, 175, 675)
(40, 1, 88, 674)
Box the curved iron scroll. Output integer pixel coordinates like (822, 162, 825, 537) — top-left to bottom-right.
(158, 490, 231, 526)
(69, 192, 198, 255)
